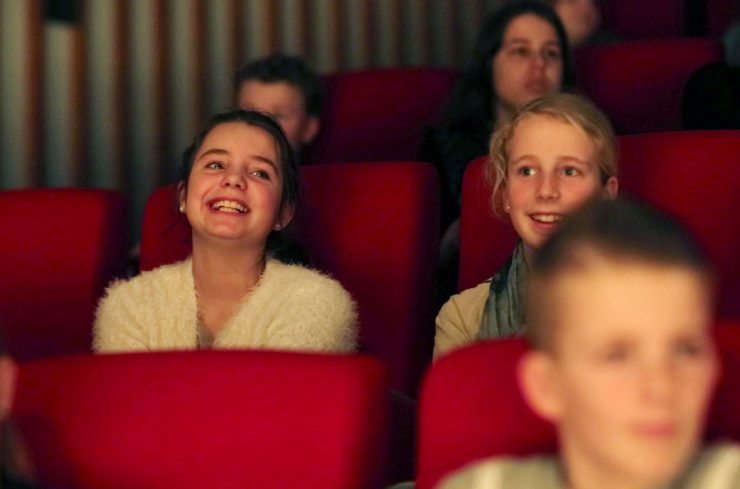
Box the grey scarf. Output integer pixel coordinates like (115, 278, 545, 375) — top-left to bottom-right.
(478, 241, 527, 339)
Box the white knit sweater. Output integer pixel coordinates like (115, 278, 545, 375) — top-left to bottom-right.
(93, 258, 358, 353)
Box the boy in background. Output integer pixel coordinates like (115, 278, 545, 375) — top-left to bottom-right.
(235, 55, 323, 162)
(441, 198, 740, 488)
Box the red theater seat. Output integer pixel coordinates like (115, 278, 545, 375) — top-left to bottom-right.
(457, 156, 517, 292)
(306, 68, 457, 164)
(140, 162, 440, 395)
(576, 39, 721, 134)
(618, 130, 740, 318)
(13, 350, 388, 489)
(600, 0, 684, 39)
(0, 189, 127, 360)
(417, 325, 740, 489)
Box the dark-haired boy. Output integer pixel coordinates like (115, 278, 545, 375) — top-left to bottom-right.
(235, 55, 322, 161)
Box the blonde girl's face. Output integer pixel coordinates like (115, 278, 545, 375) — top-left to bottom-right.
(503, 114, 617, 254)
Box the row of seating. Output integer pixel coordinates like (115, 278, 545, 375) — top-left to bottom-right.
(11, 322, 740, 489)
(305, 38, 721, 165)
(1, 130, 738, 395)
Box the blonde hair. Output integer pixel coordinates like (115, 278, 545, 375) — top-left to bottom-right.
(486, 93, 618, 216)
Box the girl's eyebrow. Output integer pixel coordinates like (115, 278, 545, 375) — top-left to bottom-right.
(252, 155, 278, 172)
(197, 148, 229, 160)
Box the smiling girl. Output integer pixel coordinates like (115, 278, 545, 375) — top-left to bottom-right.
(434, 93, 618, 357)
(93, 110, 357, 353)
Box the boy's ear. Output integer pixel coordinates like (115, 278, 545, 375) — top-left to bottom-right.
(517, 351, 564, 422)
(301, 116, 320, 145)
(0, 356, 17, 421)
(603, 176, 619, 199)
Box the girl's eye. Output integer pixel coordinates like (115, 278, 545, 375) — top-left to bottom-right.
(602, 346, 629, 363)
(674, 340, 706, 358)
(206, 161, 224, 170)
(562, 167, 580, 177)
(513, 47, 530, 57)
(251, 169, 270, 180)
(518, 166, 536, 176)
(544, 49, 562, 60)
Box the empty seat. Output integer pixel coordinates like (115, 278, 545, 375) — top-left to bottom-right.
(140, 162, 440, 395)
(306, 68, 457, 164)
(416, 324, 740, 489)
(13, 350, 389, 489)
(576, 39, 721, 133)
(618, 130, 740, 318)
(0, 189, 127, 360)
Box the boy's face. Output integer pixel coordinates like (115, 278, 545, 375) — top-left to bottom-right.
(237, 81, 319, 154)
(524, 254, 718, 488)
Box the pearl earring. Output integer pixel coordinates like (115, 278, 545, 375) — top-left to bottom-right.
(179, 204, 185, 213)
(504, 203, 510, 212)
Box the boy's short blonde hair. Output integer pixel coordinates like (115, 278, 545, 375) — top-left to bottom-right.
(526, 198, 714, 351)
(487, 93, 618, 216)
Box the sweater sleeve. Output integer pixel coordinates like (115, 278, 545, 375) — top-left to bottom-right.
(92, 279, 151, 353)
(434, 281, 490, 359)
(261, 268, 359, 353)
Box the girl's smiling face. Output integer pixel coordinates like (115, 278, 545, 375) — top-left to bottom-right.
(504, 114, 616, 255)
(181, 122, 286, 249)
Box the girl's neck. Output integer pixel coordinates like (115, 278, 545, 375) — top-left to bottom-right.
(190, 240, 265, 303)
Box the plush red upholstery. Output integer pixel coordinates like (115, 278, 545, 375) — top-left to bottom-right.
(139, 184, 190, 271)
(618, 130, 740, 318)
(457, 156, 517, 292)
(306, 68, 457, 164)
(13, 350, 389, 489)
(575, 39, 721, 134)
(0, 189, 127, 360)
(139, 162, 440, 395)
(599, 0, 684, 39)
(417, 325, 740, 489)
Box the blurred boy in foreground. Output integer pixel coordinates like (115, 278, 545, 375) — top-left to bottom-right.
(441, 198, 740, 488)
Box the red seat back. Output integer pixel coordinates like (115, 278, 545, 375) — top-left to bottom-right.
(417, 324, 740, 489)
(306, 68, 457, 164)
(0, 189, 127, 360)
(618, 130, 740, 318)
(139, 162, 440, 395)
(600, 0, 684, 39)
(458, 156, 517, 291)
(576, 39, 721, 134)
(13, 350, 389, 489)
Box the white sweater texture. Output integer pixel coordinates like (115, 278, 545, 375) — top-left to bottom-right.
(93, 258, 358, 353)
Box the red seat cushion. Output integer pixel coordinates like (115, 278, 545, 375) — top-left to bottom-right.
(306, 68, 457, 164)
(0, 189, 127, 360)
(576, 39, 721, 134)
(618, 130, 740, 318)
(13, 350, 389, 489)
(458, 156, 517, 292)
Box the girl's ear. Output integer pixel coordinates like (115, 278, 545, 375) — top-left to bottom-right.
(274, 204, 295, 231)
(177, 182, 186, 213)
(603, 176, 619, 199)
(517, 351, 565, 423)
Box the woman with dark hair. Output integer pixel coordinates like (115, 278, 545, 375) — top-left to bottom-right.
(94, 110, 357, 353)
(420, 1, 574, 228)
